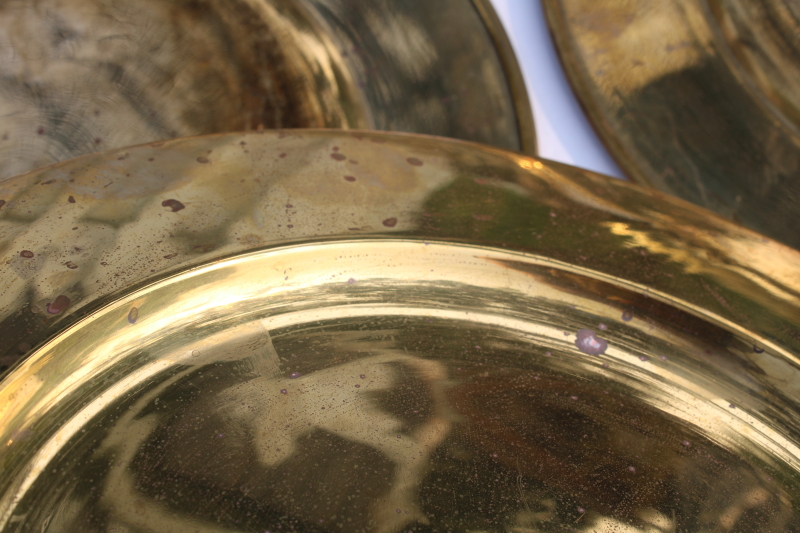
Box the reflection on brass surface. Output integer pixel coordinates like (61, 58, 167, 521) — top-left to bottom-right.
(0, 0, 534, 180)
(1, 130, 800, 533)
(542, 0, 800, 250)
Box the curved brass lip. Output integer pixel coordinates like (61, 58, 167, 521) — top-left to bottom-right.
(470, 0, 538, 156)
(4, 236, 791, 385)
(2, 126, 796, 239)
(540, 0, 800, 250)
(0, 128, 798, 379)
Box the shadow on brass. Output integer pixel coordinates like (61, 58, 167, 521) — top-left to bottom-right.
(1, 130, 800, 533)
(543, 0, 800, 250)
(0, 0, 534, 180)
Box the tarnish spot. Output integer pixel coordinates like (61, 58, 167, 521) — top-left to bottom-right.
(162, 199, 185, 212)
(575, 329, 608, 355)
(47, 295, 71, 315)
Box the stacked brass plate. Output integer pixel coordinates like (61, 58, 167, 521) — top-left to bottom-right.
(542, 0, 800, 250)
(1, 131, 800, 532)
(0, 0, 534, 180)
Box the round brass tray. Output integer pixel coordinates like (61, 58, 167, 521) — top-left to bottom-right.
(542, 0, 800, 250)
(1, 130, 800, 533)
(0, 0, 534, 181)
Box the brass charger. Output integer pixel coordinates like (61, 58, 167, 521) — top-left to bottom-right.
(1, 131, 799, 532)
(543, 0, 800, 250)
(0, 0, 534, 180)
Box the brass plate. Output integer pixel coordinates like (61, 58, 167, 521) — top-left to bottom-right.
(0, 0, 534, 180)
(1, 130, 800, 532)
(542, 0, 800, 250)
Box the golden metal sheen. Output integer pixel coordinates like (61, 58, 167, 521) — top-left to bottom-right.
(0, 0, 534, 181)
(542, 0, 800, 250)
(1, 130, 800, 533)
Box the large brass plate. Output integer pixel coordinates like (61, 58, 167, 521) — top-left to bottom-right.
(542, 0, 800, 249)
(1, 130, 800, 532)
(2, 239, 800, 533)
(0, 0, 534, 180)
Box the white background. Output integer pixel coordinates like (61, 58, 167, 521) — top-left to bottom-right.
(488, 0, 625, 179)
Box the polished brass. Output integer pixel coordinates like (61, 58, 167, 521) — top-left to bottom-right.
(0, 0, 534, 181)
(542, 0, 800, 250)
(1, 130, 800, 532)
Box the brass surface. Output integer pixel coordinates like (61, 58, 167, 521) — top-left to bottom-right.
(542, 0, 800, 250)
(1, 130, 800, 532)
(469, 0, 537, 156)
(0, 0, 534, 181)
